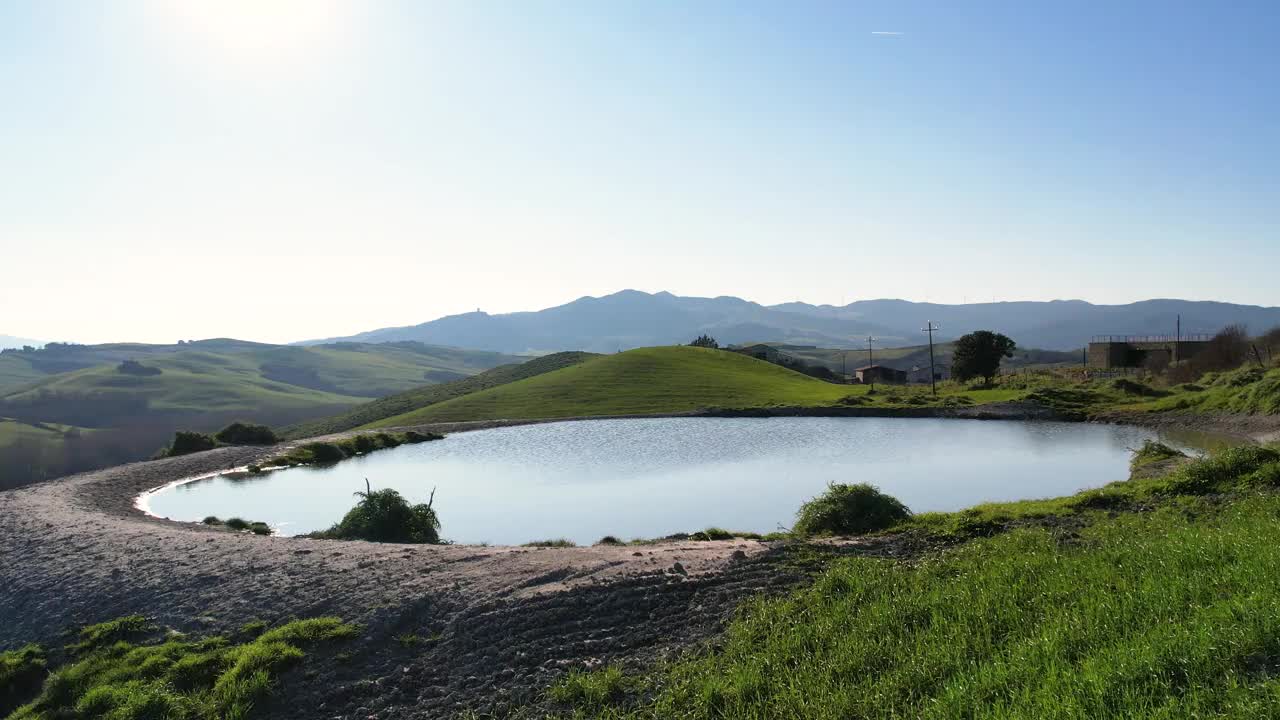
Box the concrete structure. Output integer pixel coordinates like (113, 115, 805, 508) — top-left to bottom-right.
(1087, 334, 1211, 369)
(855, 365, 907, 384)
(907, 364, 950, 383)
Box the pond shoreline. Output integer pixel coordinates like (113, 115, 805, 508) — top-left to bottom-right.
(2, 406, 1273, 718)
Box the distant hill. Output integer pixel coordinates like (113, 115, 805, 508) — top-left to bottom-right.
(0, 335, 42, 351)
(363, 346, 853, 428)
(0, 340, 520, 489)
(301, 291, 1280, 353)
(761, 343, 1080, 374)
(284, 351, 598, 438)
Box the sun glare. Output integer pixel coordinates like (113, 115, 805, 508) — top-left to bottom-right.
(153, 0, 353, 64)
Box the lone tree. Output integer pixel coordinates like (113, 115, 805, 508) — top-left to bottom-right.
(952, 331, 1017, 386)
(689, 334, 719, 349)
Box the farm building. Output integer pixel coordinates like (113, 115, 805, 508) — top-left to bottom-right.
(907, 364, 950, 383)
(1086, 334, 1211, 369)
(855, 365, 907, 384)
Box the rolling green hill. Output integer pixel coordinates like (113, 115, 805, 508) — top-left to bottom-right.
(0, 340, 519, 397)
(285, 351, 598, 438)
(0, 340, 521, 488)
(364, 346, 855, 427)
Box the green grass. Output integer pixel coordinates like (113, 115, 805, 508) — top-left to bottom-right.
(284, 351, 598, 438)
(362, 348, 1123, 428)
(559, 444, 1280, 720)
(1142, 366, 1280, 415)
(0, 646, 46, 717)
(7, 617, 355, 720)
(365, 347, 858, 426)
(0, 418, 89, 449)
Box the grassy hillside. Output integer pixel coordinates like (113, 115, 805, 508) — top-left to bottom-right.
(365, 346, 856, 427)
(0, 341, 520, 488)
(285, 352, 597, 438)
(553, 444, 1280, 719)
(0, 340, 517, 396)
(0, 354, 44, 393)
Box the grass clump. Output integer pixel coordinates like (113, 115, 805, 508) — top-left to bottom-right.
(523, 538, 577, 548)
(67, 615, 149, 654)
(0, 645, 47, 716)
(309, 481, 442, 544)
(596, 536, 625, 546)
(793, 483, 911, 536)
(10, 617, 354, 720)
(548, 665, 633, 711)
(1130, 439, 1185, 469)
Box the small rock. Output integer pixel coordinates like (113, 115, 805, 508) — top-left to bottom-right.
(671, 561, 687, 575)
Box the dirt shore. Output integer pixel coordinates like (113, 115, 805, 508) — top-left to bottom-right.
(0, 418, 919, 718)
(1, 409, 1270, 718)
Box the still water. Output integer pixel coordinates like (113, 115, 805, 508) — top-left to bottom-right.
(144, 417, 1197, 545)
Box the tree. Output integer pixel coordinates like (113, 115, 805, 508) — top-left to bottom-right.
(689, 334, 719, 349)
(951, 331, 1017, 386)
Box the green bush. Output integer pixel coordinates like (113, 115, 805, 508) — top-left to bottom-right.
(224, 518, 250, 531)
(302, 441, 347, 463)
(1130, 440, 1184, 469)
(596, 536, 625, 546)
(793, 483, 912, 536)
(312, 484, 442, 544)
(213, 422, 278, 446)
(166, 431, 217, 457)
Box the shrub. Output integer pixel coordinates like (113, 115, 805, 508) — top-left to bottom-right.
(1111, 378, 1166, 397)
(1131, 440, 1184, 469)
(225, 518, 250, 531)
(116, 359, 162, 376)
(201, 516, 222, 525)
(214, 422, 278, 446)
(523, 538, 577, 548)
(301, 441, 347, 463)
(793, 483, 912, 536)
(596, 536, 625, 546)
(166, 431, 217, 457)
(312, 482, 442, 544)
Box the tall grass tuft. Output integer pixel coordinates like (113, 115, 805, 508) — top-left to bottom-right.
(310, 480, 442, 544)
(793, 483, 911, 536)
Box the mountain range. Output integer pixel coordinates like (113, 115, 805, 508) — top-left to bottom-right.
(301, 291, 1280, 353)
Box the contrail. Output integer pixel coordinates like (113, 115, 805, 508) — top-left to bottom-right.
(871, 31, 904, 36)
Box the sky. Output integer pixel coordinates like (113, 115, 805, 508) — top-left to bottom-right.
(2, 1, 1277, 344)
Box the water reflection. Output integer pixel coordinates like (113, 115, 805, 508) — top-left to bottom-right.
(145, 417, 1223, 545)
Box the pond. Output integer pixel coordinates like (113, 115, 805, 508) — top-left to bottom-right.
(142, 417, 1207, 545)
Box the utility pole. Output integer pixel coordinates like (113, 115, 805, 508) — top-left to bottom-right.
(865, 335, 877, 391)
(922, 321, 940, 396)
(1175, 314, 1182, 364)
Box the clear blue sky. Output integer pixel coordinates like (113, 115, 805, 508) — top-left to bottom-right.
(2, 1, 1277, 343)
